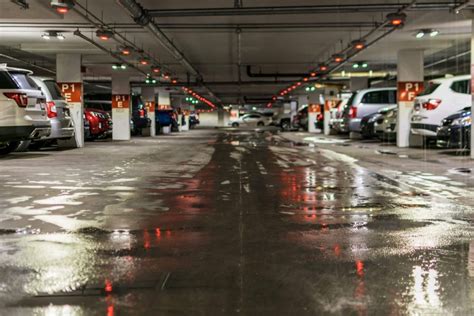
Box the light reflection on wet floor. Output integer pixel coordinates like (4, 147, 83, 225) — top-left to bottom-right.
(0, 129, 474, 315)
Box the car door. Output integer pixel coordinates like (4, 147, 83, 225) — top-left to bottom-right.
(242, 114, 260, 127)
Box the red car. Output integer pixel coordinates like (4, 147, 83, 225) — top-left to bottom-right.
(84, 108, 112, 140)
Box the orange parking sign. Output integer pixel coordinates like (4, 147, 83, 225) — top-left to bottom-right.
(112, 95, 130, 109)
(59, 82, 82, 103)
(398, 82, 424, 102)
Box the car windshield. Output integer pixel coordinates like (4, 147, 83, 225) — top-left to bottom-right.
(10, 72, 38, 90)
(44, 80, 64, 100)
(0, 71, 18, 89)
(418, 82, 441, 96)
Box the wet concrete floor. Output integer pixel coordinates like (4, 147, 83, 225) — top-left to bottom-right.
(0, 129, 474, 315)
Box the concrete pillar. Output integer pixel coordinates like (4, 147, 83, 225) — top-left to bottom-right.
(397, 50, 424, 148)
(308, 93, 321, 133)
(324, 101, 331, 135)
(56, 54, 84, 148)
(217, 108, 225, 127)
(471, 19, 474, 158)
(111, 73, 131, 141)
(142, 87, 156, 137)
(157, 88, 170, 109)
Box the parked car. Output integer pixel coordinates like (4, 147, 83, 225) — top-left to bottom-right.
(25, 77, 75, 148)
(271, 112, 292, 130)
(436, 106, 471, 149)
(0, 65, 51, 154)
(374, 106, 398, 142)
(330, 99, 350, 134)
(189, 112, 200, 129)
(360, 112, 383, 139)
(84, 108, 111, 140)
(411, 75, 470, 144)
(343, 87, 397, 134)
(131, 94, 151, 136)
(228, 112, 272, 128)
(292, 106, 309, 130)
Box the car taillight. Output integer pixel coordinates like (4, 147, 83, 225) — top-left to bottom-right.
(422, 99, 441, 111)
(349, 106, 358, 118)
(3, 92, 28, 107)
(46, 101, 58, 118)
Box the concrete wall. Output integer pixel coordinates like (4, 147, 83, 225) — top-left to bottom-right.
(199, 111, 230, 127)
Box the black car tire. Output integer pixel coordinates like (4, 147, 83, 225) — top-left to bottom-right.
(257, 122, 265, 127)
(0, 141, 20, 155)
(15, 140, 31, 152)
(232, 122, 239, 128)
(281, 120, 291, 131)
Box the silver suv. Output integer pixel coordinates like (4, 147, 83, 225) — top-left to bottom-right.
(29, 77, 75, 148)
(0, 65, 51, 154)
(343, 87, 397, 133)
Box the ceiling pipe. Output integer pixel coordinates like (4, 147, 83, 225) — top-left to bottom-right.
(0, 53, 56, 75)
(453, 0, 474, 13)
(73, 29, 148, 76)
(247, 65, 309, 78)
(147, 2, 457, 17)
(72, 2, 169, 73)
(116, 0, 222, 104)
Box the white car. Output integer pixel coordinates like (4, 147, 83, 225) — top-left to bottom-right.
(411, 75, 470, 140)
(229, 113, 272, 128)
(0, 65, 51, 154)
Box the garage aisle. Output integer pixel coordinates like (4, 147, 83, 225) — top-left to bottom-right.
(1, 129, 474, 315)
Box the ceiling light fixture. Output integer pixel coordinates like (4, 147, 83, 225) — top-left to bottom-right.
(332, 54, 344, 63)
(120, 46, 133, 55)
(152, 66, 161, 74)
(352, 39, 366, 50)
(139, 57, 150, 65)
(319, 64, 328, 71)
(430, 30, 440, 37)
(387, 12, 407, 26)
(96, 29, 113, 41)
(41, 31, 65, 40)
(50, 0, 74, 14)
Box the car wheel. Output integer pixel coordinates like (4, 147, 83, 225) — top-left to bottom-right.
(257, 122, 265, 127)
(232, 122, 239, 128)
(0, 141, 20, 155)
(15, 140, 31, 152)
(29, 140, 47, 150)
(281, 120, 291, 131)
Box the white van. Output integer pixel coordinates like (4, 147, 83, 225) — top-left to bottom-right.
(411, 75, 470, 139)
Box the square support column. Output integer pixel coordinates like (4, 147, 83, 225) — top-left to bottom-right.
(112, 73, 131, 141)
(142, 87, 156, 137)
(471, 18, 474, 158)
(56, 53, 84, 148)
(397, 49, 424, 148)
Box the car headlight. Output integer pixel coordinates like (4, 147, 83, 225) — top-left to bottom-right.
(386, 110, 395, 118)
(451, 116, 472, 126)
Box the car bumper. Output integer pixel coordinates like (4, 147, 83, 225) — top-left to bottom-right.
(411, 123, 439, 137)
(29, 126, 51, 140)
(0, 126, 36, 142)
(46, 118, 75, 140)
(349, 118, 362, 132)
(436, 126, 469, 148)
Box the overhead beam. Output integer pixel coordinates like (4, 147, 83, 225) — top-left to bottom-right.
(148, 2, 459, 17)
(116, 0, 222, 104)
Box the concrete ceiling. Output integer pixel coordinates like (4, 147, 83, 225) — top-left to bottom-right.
(0, 0, 472, 105)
